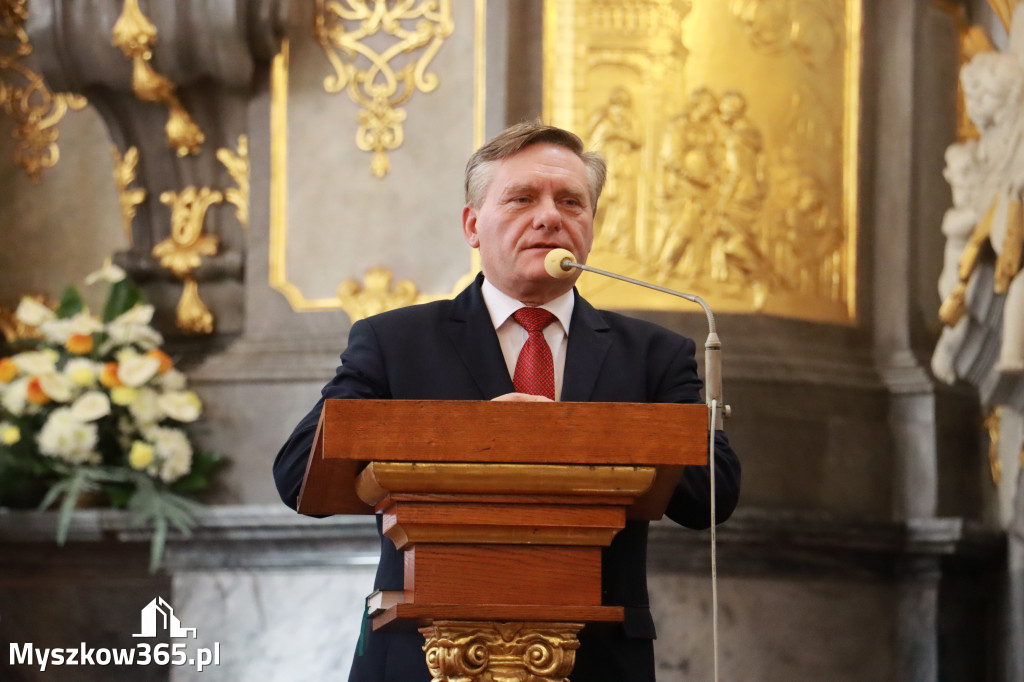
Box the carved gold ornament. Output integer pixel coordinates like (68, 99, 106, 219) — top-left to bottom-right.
(0, 0, 86, 182)
(420, 621, 583, 682)
(111, 145, 147, 246)
(984, 407, 1002, 487)
(153, 187, 223, 334)
(337, 266, 419, 321)
(112, 0, 204, 156)
(314, 0, 454, 177)
(217, 134, 249, 228)
(544, 0, 861, 322)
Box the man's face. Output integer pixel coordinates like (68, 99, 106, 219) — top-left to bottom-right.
(462, 143, 595, 305)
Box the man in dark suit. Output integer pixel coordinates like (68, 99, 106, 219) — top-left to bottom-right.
(274, 121, 741, 681)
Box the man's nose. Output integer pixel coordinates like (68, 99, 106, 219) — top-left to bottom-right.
(533, 196, 561, 230)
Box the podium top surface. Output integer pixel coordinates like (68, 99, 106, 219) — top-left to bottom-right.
(297, 400, 708, 516)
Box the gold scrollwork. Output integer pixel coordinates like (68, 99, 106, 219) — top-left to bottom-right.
(984, 406, 1002, 487)
(112, 0, 204, 157)
(216, 134, 249, 228)
(152, 186, 222, 334)
(337, 266, 419, 321)
(420, 621, 582, 682)
(0, 0, 87, 182)
(111, 145, 147, 246)
(314, 0, 454, 177)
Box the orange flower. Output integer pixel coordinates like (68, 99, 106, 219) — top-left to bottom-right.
(0, 357, 17, 383)
(100, 362, 122, 388)
(66, 334, 95, 355)
(147, 349, 173, 374)
(26, 377, 51, 405)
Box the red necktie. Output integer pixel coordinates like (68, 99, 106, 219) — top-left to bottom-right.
(512, 307, 557, 400)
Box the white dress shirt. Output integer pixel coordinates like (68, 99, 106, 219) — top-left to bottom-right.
(481, 278, 575, 401)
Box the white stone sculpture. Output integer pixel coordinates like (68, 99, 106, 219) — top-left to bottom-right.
(933, 2, 1024, 528)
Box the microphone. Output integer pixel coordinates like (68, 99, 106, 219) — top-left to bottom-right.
(544, 248, 729, 429)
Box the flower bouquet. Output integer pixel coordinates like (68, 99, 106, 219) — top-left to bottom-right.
(0, 261, 223, 571)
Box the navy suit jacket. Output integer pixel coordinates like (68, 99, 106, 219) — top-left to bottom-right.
(274, 275, 741, 681)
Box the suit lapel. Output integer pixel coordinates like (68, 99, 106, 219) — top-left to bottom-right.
(444, 275, 516, 399)
(561, 291, 611, 402)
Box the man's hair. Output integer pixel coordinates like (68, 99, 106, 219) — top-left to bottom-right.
(464, 120, 607, 212)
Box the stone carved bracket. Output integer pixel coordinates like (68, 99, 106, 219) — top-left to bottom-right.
(21, 0, 288, 336)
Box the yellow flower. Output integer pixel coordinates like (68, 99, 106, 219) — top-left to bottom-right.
(110, 386, 138, 406)
(129, 440, 155, 470)
(0, 358, 17, 383)
(147, 349, 173, 374)
(26, 377, 51, 406)
(66, 333, 95, 355)
(1, 424, 20, 445)
(100, 362, 122, 388)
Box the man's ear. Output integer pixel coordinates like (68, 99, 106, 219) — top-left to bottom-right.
(462, 205, 480, 248)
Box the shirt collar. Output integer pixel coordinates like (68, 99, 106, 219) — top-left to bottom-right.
(481, 278, 574, 335)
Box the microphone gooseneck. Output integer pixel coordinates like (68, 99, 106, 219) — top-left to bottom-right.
(543, 248, 728, 429)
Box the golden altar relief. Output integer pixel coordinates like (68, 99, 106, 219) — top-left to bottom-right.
(544, 0, 861, 323)
(270, 0, 485, 321)
(112, 145, 146, 246)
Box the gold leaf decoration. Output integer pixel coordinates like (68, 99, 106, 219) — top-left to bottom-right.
(336, 266, 419, 321)
(314, 0, 454, 178)
(216, 134, 249, 228)
(0, 0, 87, 182)
(153, 186, 223, 334)
(112, 0, 204, 156)
(984, 407, 1002, 487)
(111, 145, 147, 246)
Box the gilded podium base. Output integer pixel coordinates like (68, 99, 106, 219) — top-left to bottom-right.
(420, 620, 584, 682)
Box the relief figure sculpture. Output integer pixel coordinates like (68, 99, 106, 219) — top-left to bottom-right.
(655, 88, 720, 281)
(711, 91, 774, 298)
(588, 87, 642, 257)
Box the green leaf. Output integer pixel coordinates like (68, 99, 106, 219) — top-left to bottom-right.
(102, 278, 145, 323)
(56, 285, 85, 319)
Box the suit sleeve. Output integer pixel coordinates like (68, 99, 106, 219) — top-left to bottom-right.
(654, 333, 741, 529)
(272, 319, 390, 511)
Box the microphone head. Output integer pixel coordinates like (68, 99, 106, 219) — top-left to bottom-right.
(544, 248, 577, 279)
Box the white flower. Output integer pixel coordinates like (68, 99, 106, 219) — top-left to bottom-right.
(159, 391, 202, 423)
(64, 359, 99, 387)
(1, 378, 29, 416)
(12, 351, 57, 375)
(70, 391, 111, 422)
(148, 426, 193, 483)
(128, 387, 163, 426)
(39, 311, 103, 344)
(104, 304, 163, 351)
(85, 257, 126, 285)
(37, 407, 100, 465)
(15, 297, 55, 327)
(158, 369, 187, 391)
(117, 352, 161, 387)
(37, 373, 74, 403)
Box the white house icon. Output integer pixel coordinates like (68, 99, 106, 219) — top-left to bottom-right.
(133, 597, 197, 638)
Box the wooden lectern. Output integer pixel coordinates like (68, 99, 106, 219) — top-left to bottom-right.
(297, 400, 707, 681)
